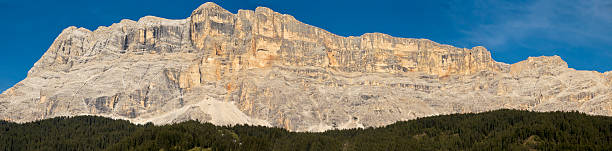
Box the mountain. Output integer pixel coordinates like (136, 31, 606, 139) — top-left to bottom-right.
(1, 2, 611, 132)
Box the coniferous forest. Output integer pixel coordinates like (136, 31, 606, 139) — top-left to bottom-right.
(1, 109, 612, 151)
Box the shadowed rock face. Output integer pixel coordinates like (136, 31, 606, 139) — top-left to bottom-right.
(1, 2, 611, 132)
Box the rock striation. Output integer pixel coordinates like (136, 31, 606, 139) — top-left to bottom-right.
(1, 2, 611, 131)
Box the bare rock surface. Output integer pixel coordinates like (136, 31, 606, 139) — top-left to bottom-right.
(1, 2, 611, 132)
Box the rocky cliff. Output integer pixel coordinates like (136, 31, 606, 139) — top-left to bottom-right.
(1, 2, 611, 132)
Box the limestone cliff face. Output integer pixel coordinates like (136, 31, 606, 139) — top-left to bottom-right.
(1, 2, 611, 131)
(187, 3, 501, 76)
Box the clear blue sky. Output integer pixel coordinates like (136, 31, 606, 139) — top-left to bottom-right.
(1, 0, 611, 92)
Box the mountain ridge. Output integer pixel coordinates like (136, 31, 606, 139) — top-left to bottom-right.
(1, 2, 611, 132)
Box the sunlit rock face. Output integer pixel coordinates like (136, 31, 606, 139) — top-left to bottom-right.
(1, 2, 611, 132)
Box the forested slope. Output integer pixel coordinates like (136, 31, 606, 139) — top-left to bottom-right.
(2, 109, 611, 150)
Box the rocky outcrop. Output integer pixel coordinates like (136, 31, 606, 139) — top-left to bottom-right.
(605, 71, 612, 85)
(1, 2, 611, 132)
(510, 56, 568, 77)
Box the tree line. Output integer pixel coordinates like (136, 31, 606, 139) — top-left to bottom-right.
(1, 109, 611, 150)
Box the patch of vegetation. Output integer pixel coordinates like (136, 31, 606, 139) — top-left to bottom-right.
(1, 109, 611, 150)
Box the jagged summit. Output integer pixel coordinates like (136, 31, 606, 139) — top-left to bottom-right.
(1, 3, 611, 132)
(193, 2, 231, 15)
(200, 2, 223, 8)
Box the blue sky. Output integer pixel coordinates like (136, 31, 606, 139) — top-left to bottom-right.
(1, 0, 611, 92)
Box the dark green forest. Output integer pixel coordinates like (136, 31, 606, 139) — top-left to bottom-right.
(1, 109, 612, 151)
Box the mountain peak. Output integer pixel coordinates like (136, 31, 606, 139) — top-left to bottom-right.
(255, 6, 274, 14)
(192, 2, 230, 15)
(509, 55, 569, 77)
(525, 55, 568, 68)
(199, 2, 223, 9)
